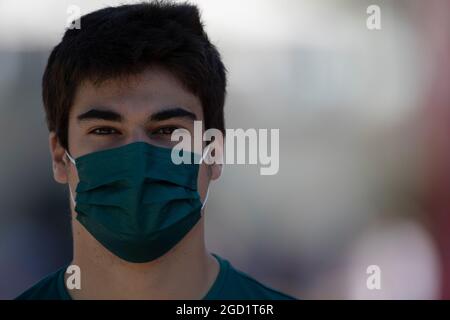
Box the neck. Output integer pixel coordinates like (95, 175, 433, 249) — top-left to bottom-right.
(66, 217, 219, 299)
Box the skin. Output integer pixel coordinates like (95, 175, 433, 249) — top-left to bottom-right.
(49, 67, 223, 299)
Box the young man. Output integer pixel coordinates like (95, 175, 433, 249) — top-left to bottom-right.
(17, 1, 295, 300)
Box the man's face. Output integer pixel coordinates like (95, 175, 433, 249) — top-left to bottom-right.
(50, 67, 219, 211)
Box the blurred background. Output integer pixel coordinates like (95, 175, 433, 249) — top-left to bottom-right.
(1, 0, 450, 299)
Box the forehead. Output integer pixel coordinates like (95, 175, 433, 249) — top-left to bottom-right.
(70, 67, 203, 119)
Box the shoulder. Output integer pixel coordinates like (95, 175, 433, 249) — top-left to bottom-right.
(15, 266, 69, 300)
(206, 255, 297, 300)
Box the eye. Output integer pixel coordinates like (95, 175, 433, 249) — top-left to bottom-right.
(89, 127, 120, 135)
(152, 126, 179, 135)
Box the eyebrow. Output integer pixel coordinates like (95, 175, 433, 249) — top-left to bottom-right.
(150, 107, 197, 122)
(77, 108, 123, 122)
(77, 107, 197, 123)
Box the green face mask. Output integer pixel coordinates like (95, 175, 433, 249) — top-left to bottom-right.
(65, 142, 205, 263)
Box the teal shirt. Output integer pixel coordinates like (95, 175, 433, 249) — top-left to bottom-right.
(16, 254, 296, 300)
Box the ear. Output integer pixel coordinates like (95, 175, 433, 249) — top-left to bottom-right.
(204, 139, 224, 181)
(49, 132, 69, 184)
(210, 162, 223, 181)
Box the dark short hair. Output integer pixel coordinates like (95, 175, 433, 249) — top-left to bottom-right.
(42, 1, 227, 149)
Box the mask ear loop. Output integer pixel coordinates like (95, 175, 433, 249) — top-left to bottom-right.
(201, 188, 210, 211)
(198, 143, 226, 210)
(199, 145, 212, 210)
(65, 151, 77, 207)
(65, 151, 76, 165)
(68, 186, 76, 208)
